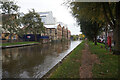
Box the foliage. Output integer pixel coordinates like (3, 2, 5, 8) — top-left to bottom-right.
(2, 14, 20, 34)
(0, 1, 19, 14)
(0, 0, 20, 41)
(80, 19, 102, 44)
(69, 2, 120, 53)
(70, 2, 116, 28)
(22, 9, 44, 41)
(71, 35, 78, 40)
(79, 34, 85, 38)
(79, 34, 85, 40)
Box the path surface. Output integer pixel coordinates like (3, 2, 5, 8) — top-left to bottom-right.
(79, 42, 100, 78)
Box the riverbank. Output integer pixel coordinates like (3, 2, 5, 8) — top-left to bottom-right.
(47, 40, 119, 79)
(1, 42, 40, 49)
(88, 41, 119, 78)
(44, 41, 85, 78)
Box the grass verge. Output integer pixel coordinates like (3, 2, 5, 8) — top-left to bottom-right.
(88, 41, 119, 78)
(49, 41, 85, 78)
(1, 41, 39, 46)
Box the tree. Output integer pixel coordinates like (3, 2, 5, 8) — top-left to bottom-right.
(71, 35, 78, 40)
(69, 2, 120, 54)
(22, 9, 45, 41)
(0, 0, 20, 42)
(80, 19, 102, 45)
(0, 1, 19, 14)
(79, 34, 85, 40)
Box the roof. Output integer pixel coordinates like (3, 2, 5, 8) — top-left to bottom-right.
(57, 22, 64, 27)
(57, 22, 68, 29)
(44, 23, 69, 30)
(38, 11, 52, 14)
(68, 30, 71, 33)
(40, 14, 48, 17)
(44, 24, 57, 29)
(38, 11, 52, 17)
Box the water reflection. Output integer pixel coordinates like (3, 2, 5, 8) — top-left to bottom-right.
(2, 41, 81, 78)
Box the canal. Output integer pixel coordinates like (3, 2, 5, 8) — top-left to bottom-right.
(2, 40, 82, 78)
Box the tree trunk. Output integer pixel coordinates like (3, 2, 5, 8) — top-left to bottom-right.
(35, 34, 37, 42)
(113, 2, 120, 55)
(113, 26, 120, 54)
(94, 36, 97, 45)
(105, 25, 108, 49)
(9, 34, 12, 43)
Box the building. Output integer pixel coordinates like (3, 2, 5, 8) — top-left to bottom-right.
(1, 33, 18, 43)
(43, 23, 71, 41)
(62, 26, 68, 40)
(56, 24, 62, 40)
(18, 11, 71, 41)
(38, 11, 56, 25)
(1, 14, 19, 43)
(67, 30, 71, 40)
(97, 28, 114, 46)
(19, 11, 56, 25)
(44, 24, 57, 41)
(1, 11, 71, 43)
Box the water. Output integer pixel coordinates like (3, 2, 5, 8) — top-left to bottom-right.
(2, 40, 82, 78)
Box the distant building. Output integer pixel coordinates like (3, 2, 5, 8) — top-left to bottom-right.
(56, 24, 62, 40)
(38, 11, 56, 25)
(19, 11, 56, 25)
(62, 26, 67, 40)
(43, 23, 71, 41)
(44, 24, 57, 41)
(67, 30, 71, 40)
(1, 0, 9, 2)
(1, 12, 71, 43)
(57, 22, 69, 40)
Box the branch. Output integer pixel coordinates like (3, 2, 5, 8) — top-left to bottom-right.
(106, 3, 115, 26)
(102, 3, 114, 29)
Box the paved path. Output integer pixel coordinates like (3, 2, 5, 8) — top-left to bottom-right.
(79, 42, 100, 78)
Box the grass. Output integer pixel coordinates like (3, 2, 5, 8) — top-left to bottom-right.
(1, 41, 39, 46)
(49, 41, 85, 78)
(88, 41, 119, 78)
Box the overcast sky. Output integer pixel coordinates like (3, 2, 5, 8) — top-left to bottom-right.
(14, 0, 81, 35)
